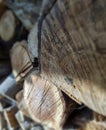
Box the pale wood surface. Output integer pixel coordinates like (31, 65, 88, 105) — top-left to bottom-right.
(23, 72, 76, 130)
(40, 0, 106, 115)
(0, 10, 15, 41)
(10, 41, 33, 81)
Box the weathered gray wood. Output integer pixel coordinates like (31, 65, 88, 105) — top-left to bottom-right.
(40, 0, 106, 115)
(0, 9, 28, 51)
(28, 24, 39, 60)
(4, 0, 43, 30)
(0, 74, 16, 96)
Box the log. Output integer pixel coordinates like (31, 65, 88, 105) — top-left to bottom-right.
(28, 0, 57, 62)
(0, 10, 16, 41)
(0, 74, 16, 96)
(15, 111, 25, 130)
(15, 110, 38, 130)
(0, 10, 28, 50)
(4, 105, 19, 129)
(0, 73, 22, 99)
(0, 103, 7, 129)
(40, 0, 106, 115)
(23, 71, 76, 130)
(10, 40, 33, 81)
(0, 42, 22, 100)
(4, 0, 43, 30)
(16, 90, 30, 117)
(0, 40, 37, 101)
(28, 23, 39, 60)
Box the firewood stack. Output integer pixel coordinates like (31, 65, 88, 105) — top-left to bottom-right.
(0, 0, 106, 130)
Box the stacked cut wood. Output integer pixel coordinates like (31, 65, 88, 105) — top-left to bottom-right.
(0, 0, 106, 130)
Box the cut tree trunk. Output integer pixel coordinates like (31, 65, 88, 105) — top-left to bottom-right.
(0, 10, 28, 50)
(16, 90, 30, 117)
(23, 71, 77, 130)
(4, 0, 43, 30)
(10, 40, 33, 81)
(40, 0, 106, 115)
(0, 73, 22, 100)
(4, 105, 18, 129)
(0, 10, 16, 42)
(28, 23, 39, 60)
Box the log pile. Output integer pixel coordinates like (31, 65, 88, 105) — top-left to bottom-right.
(0, 0, 106, 130)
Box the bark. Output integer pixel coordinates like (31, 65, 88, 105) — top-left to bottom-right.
(28, 23, 39, 60)
(40, 0, 106, 115)
(0, 73, 22, 100)
(4, 0, 43, 30)
(23, 71, 76, 130)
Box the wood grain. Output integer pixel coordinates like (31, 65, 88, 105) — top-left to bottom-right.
(23, 72, 76, 130)
(40, 0, 106, 115)
(10, 41, 33, 81)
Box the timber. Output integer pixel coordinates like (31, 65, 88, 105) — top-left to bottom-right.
(0, 0, 106, 129)
(40, 0, 106, 115)
(28, 23, 39, 60)
(4, 105, 18, 129)
(16, 90, 30, 117)
(10, 40, 33, 81)
(0, 10, 16, 41)
(23, 72, 76, 130)
(0, 10, 28, 50)
(4, 0, 43, 30)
